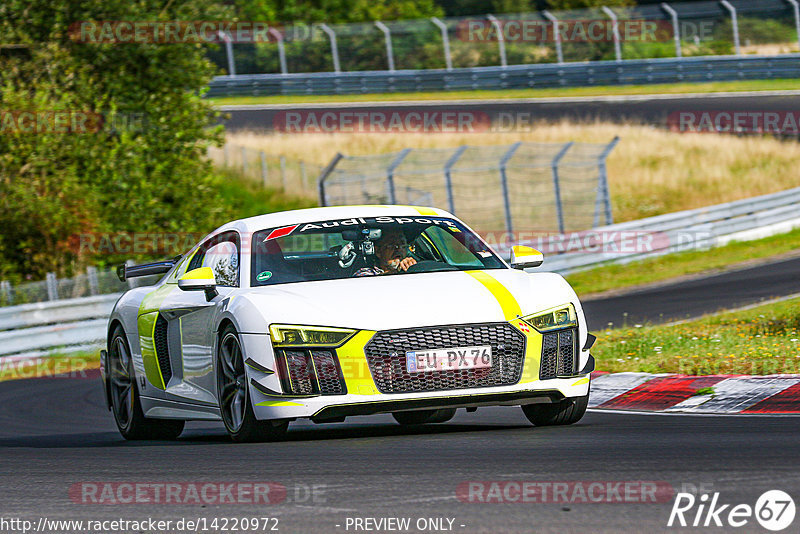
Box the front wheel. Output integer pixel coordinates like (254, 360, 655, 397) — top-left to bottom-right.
(108, 326, 184, 440)
(217, 324, 288, 442)
(392, 408, 457, 425)
(521, 393, 589, 427)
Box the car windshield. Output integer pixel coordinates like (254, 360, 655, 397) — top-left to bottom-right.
(250, 216, 505, 287)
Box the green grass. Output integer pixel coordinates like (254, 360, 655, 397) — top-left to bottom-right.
(566, 226, 800, 297)
(0, 350, 101, 383)
(594, 296, 800, 375)
(216, 167, 317, 219)
(208, 79, 800, 106)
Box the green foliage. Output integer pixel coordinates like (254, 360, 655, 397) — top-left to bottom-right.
(233, 0, 442, 25)
(0, 0, 232, 279)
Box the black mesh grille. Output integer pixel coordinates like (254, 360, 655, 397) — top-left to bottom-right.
(540, 327, 578, 380)
(364, 323, 526, 394)
(276, 349, 346, 396)
(154, 314, 172, 385)
(285, 350, 315, 395)
(312, 351, 345, 395)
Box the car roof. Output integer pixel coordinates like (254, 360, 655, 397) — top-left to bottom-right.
(216, 205, 456, 235)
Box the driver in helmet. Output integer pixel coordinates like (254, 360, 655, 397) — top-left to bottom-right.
(353, 228, 417, 276)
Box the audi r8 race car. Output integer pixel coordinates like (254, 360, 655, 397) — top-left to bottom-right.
(101, 206, 596, 442)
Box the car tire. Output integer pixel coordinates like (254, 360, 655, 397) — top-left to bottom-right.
(392, 408, 457, 425)
(108, 325, 185, 440)
(521, 393, 589, 427)
(217, 324, 289, 443)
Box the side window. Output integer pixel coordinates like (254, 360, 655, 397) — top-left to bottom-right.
(422, 227, 483, 267)
(188, 232, 240, 287)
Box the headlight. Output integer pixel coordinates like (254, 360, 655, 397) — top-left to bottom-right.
(521, 304, 577, 332)
(269, 324, 356, 347)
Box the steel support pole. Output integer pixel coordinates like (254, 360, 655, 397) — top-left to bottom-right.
(1, 280, 13, 305)
(487, 15, 507, 67)
(319, 23, 341, 73)
(386, 149, 412, 205)
(499, 142, 522, 234)
(431, 17, 453, 70)
(374, 21, 395, 71)
(280, 155, 287, 190)
(318, 153, 344, 206)
(720, 1, 741, 56)
(443, 146, 468, 214)
(661, 3, 682, 58)
(241, 146, 247, 175)
(260, 151, 268, 187)
(551, 142, 574, 234)
(268, 28, 288, 74)
(542, 11, 564, 64)
(87, 266, 99, 296)
(595, 136, 620, 226)
(218, 31, 236, 76)
(601, 7, 622, 62)
(787, 0, 800, 52)
(46, 272, 58, 301)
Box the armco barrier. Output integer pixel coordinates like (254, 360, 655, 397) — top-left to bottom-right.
(0, 294, 119, 360)
(206, 54, 800, 97)
(2, 186, 799, 358)
(521, 186, 800, 274)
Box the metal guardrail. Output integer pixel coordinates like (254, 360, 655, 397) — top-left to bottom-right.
(2, 187, 799, 359)
(0, 295, 118, 360)
(523, 186, 800, 274)
(207, 54, 800, 97)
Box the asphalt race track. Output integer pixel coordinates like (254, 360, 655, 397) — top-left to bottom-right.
(221, 91, 800, 132)
(1, 375, 799, 533)
(582, 255, 800, 331)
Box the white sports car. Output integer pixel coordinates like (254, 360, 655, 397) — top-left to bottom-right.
(101, 206, 595, 442)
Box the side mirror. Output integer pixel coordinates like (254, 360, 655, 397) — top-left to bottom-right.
(510, 245, 544, 270)
(178, 267, 218, 300)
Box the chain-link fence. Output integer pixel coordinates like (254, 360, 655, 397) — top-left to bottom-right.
(0, 268, 132, 307)
(319, 139, 618, 234)
(208, 144, 322, 198)
(209, 0, 800, 76)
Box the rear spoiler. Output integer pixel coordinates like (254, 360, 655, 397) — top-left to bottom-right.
(116, 255, 182, 282)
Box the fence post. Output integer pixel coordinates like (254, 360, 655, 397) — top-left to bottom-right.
(223, 144, 229, 166)
(241, 146, 248, 175)
(260, 151, 268, 187)
(87, 266, 99, 296)
(218, 31, 236, 76)
(551, 142, 574, 234)
(280, 155, 287, 191)
(542, 11, 564, 64)
(431, 17, 453, 70)
(443, 146, 468, 214)
(386, 148, 412, 205)
(787, 0, 800, 51)
(268, 27, 288, 74)
(318, 153, 344, 206)
(487, 15, 507, 67)
(720, 1, 741, 56)
(0, 281, 12, 305)
(595, 136, 620, 227)
(601, 7, 622, 62)
(300, 161, 307, 192)
(499, 142, 522, 235)
(660, 3, 682, 58)
(374, 21, 395, 71)
(46, 272, 58, 301)
(318, 23, 341, 73)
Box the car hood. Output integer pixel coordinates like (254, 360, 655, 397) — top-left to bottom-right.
(236, 269, 582, 332)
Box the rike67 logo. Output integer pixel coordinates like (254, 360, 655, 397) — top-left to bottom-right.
(668, 490, 795, 531)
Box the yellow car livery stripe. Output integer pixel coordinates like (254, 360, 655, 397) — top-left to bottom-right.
(256, 400, 304, 407)
(337, 330, 379, 395)
(465, 270, 522, 321)
(137, 284, 177, 390)
(413, 207, 439, 216)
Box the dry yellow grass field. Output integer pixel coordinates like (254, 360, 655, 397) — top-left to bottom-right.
(217, 122, 800, 222)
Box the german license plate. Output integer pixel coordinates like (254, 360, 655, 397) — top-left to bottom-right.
(406, 345, 492, 373)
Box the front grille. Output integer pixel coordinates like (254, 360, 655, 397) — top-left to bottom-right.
(276, 349, 346, 396)
(539, 327, 578, 380)
(154, 314, 172, 385)
(364, 323, 526, 394)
